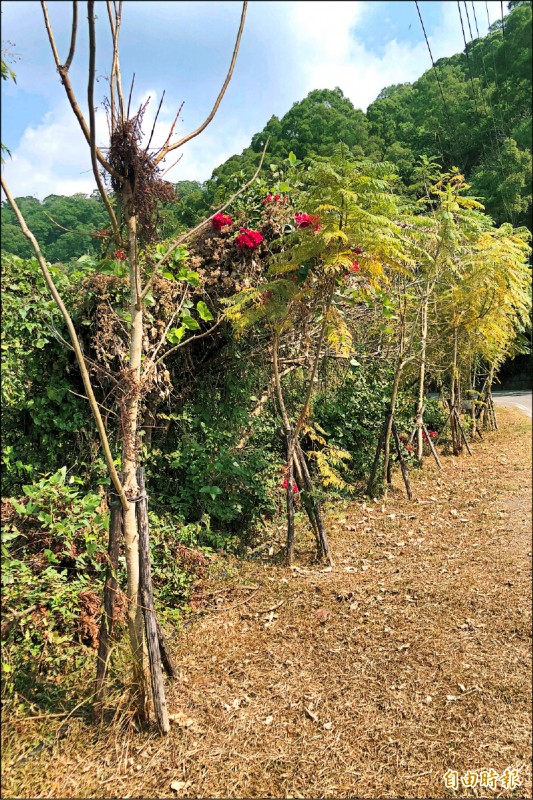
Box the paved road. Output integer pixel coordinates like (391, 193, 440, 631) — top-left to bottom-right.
(492, 390, 532, 418)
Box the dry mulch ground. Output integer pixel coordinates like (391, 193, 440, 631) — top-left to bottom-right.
(2, 408, 531, 799)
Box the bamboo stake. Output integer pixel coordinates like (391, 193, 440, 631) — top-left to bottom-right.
(392, 421, 413, 500)
(421, 422, 442, 469)
(136, 468, 169, 735)
(94, 488, 123, 718)
(454, 408, 473, 455)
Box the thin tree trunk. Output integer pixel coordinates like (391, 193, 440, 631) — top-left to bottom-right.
(295, 443, 331, 564)
(382, 360, 404, 492)
(272, 332, 331, 564)
(367, 419, 387, 497)
(286, 456, 295, 565)
(470, 360, 477, 440)
(122, 201, 146, 717)
(415, 294, 429, 463)
(450, 326, 461, 455)
(392, 421, 413, 500)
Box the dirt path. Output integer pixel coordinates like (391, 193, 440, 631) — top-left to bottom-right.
(3, 409, 531, 799)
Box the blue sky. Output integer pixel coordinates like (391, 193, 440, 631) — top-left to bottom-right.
(1, 1, 503, 199)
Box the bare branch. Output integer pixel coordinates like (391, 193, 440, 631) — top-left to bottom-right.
(141, 287, 190, 378)
(106, 0, 125, 123)
(152, 316, 223, 368)
(160, 153, 183, 179)
(1, 175, 128, 513)
(141, 137, 269, 300)
(155, 1, 247, 164)
(106, 0, 117, 130)
(154, 101, 184, 159)
(64, 1, 78, 72)
(87, 0, 121, 241)
(145, 90, 165, 154)
(40, 0, 121, 180)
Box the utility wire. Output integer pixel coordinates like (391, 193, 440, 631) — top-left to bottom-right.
(457, 1, 481, 115)
(463, 0, 475, 42)
(414, 1, 451, 157)
(414, 1, 450, 113)
(484, 0, 511, 131)
(470, 1, 508, 138)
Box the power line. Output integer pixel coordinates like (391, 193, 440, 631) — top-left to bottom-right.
(414, 1, 450, 114)
(457, 1, 481, 115)
(470, 1, 507, 137)
(463, 1, 475, 42)
(414, 1, 452, 157)
(484, 1, 512, 131)
(457, 2, 515, 223)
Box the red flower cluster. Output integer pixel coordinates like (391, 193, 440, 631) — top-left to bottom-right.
(281, 477, 299, 493)
(114, 248, 127, 260)
(423, 430, 438, 441)
(235, 227, 263, 250)
(212, 212, 233, 230)
(294, 212, 321, 231)
(351, 246, 363, 255)
(350, 261, 360, 272)
(93, 229, 109, 238)
(262, 192, 287, 205)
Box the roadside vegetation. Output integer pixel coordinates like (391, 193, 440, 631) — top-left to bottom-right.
(1, 2, 531, 796)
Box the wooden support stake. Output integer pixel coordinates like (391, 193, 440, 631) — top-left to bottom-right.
(490, 395, 498, 430)
(136, 468, 169, 735)
(453, 409, 473, 455)
(285, 449, 295, 565)
(367, 418, 387, 496)
(156, 618, 177, 679)
(94, 486, 123, 720)
(421, 422, 442, 469)
(392, 421, 413, 500)
(295, 442, 332, 565)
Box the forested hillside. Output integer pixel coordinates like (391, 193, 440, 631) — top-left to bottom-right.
(2, 2, 530, 258)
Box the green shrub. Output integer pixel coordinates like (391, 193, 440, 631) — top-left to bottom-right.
(1, 468, 109, 708)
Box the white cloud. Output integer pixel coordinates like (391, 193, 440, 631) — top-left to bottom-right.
(2, 101, 107, 198)
(1, 86, 251, 198)
(1, 0, 510, 199)
(281, 0, 505, 114)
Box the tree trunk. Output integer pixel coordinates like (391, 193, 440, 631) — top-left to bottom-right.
(286, 455, 295, 565)
(272, 332, 331, 564)
(450, 326, 461, 455)
(382, 360, 404, 493)
(415, 294, 429, 463)
(122, 199, 147, 718)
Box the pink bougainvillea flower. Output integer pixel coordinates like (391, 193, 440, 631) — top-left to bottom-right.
(262, 192, 287, 205)
(281, 477, 299, 492)
(294, 211, 321, 230)
(212, 212, 233, 230)
(235, 227, 263, 250)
